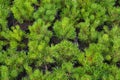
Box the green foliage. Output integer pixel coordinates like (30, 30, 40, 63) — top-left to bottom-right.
(33, 0, 61, 22)
(60, 0, 80, 21)
(3, 25, 24, 41)
(54, 17, 76, 40)
(28, 19, 52, 42)
(11, 0, 37, 23)
(0, 0, 10, 30)
(0, 0, 120, 80)
(0, 66, 9, 80)
(77, 1, 107, 42)
(51, 40, 80, 63)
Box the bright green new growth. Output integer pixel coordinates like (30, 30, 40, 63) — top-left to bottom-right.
(0, 0, 10, 30)
(51, 40, 80, 63)
(11, 0, 37, 23)
(54, 17, 76, 40)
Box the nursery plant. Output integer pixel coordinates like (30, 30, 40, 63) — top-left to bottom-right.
(0, 0, 120, 80)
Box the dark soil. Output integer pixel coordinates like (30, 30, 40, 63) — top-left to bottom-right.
(96, 21, 113, 32)
(7, 13, 17, 29)
(73, 60, 83, 68)
(115, 0, 120, 7)
(18, 20, 33, 32)
(49, 36, 61, 45)
(78, 40, 89, 51)
(40, 62, 58, 74)
(117, 61, 120, 68)
(2, 44, 9, 51)
(7, 13, 33, 32)
(17, 69, 26, 80)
